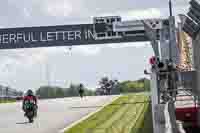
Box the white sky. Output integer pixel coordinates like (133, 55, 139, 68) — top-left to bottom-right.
(0, 0, 189, 91)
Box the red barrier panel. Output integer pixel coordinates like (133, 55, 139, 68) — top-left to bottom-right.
(176, 107, 199, 127)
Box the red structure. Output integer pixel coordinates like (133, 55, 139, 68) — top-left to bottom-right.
(175, 96, 199, 127)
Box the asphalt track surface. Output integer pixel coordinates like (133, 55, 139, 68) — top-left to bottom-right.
(0, 96, 116, 133)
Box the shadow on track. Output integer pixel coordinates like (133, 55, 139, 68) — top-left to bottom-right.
(16, 122, 29, 124)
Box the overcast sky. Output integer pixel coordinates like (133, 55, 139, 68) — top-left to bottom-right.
(0, 0, 190, 91)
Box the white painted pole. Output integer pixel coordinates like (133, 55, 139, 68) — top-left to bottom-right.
(150, 71, 159, 133)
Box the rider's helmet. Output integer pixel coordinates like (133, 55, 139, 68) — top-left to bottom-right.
(80, 83, 83, 88)
(27, 89, 33, 96)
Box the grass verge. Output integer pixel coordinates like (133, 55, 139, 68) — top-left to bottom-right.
(0, 99, 16, 104)
(65, 93, 152, 133)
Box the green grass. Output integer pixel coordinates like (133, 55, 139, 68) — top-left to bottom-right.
(0, 99, 16, 104)
(131, 103, 153, 133)
(65, 93, 153, 133)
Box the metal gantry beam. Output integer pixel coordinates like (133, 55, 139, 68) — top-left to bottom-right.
(0, 17, 169, 50)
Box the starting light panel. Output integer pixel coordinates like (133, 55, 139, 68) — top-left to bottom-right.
(93, 16, 122, 40)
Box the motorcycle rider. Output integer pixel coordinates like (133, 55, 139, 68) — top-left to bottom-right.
(79, 83, 84, 98)
(22, 89, 38, 117)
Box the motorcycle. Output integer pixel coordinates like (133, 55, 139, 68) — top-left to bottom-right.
(26, 109, 35, 123)
(24, 103, 37, 123)
(79, 88, 84, 98)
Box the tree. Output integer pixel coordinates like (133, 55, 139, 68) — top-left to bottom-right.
(64, 84, 79, 97)
(55, 88, 65, 98)
(36, 83, 95, 99)
(84, 89, 95, 96)
(117, 78, 150, 93)
(98, 77, 120, 95)
(36, 86, 56, 99)
(110, 79, 120, 94)
(98, 77, 110, 95)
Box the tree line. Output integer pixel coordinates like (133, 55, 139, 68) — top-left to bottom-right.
(96, 77, 150, 95)
(35, 77, 151, 99)
(36, 84, 95, 99)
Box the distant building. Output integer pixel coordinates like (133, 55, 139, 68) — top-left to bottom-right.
(0, 85, 23, 99)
